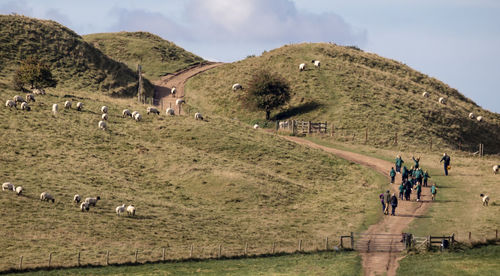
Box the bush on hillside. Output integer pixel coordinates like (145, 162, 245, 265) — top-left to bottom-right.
(13, 56, 57, 90)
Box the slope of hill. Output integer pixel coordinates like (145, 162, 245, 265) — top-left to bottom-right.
(84, 32, 205, 80)
(0, 15, 153, 97)
(185, 43, 500, 154)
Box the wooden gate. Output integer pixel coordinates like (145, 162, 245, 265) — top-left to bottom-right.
(353, 233, 407, 252)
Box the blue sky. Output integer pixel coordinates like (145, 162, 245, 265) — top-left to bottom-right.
(1, 0, 499, 113)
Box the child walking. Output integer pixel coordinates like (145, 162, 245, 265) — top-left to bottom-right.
(390, 167, 396, 184)
(431, 183, 437, 201)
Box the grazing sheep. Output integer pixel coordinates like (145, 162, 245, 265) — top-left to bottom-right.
(166, 108, 175, 116)
(40, 192, 55, 203)
(21, 102, 30, 111)
(76, 102, 83, 111)
(74, 194, 81, 204)
(147, 107, 160, 115)
(176, 99, 185, 105)
(476, 116, 483, 122)
(13, 95, 25, 103)
(194, 112, 203, 120)
(253, 124, 259, 129)
(134, 113, 142, 122)
(5, 100, 16, 109)
(52, 103, 58, 115)
(422, 92, 429, 98)
(26, 94, 35, 102)
(480, 194, 490, 206)
(84, 196, 101, 207)
(469, 112, 475, 119)
(299, 63, 306, 71)
(438, 97, 447, 105)
(127, 205, 136, 216)
(32, 88, 46, 95)
(311, 60, 321, 68)
(98, 120, 107, 130)
(122, 109, 132, 118)
(279, 121, 289, 128)
(64, 101, 72, 109)
(131, 111, 139, 118)
(80, 201, 90, 212)
(493, 165, 499, 174)
(171, 87, 176, 96)
(2, 182, 14, 191)
(15, 186, 23, 196)
(101, 113, 108, 121)
(116, 204, 126, 216)
(101, 106, 108, 114)
(232, 83, 243, 91)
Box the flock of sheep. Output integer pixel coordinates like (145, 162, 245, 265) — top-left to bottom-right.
(423, 91, 486, 122)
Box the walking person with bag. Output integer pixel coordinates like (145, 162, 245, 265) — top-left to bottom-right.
(440, 153, 451, 176)
(390, 193, 398, 216)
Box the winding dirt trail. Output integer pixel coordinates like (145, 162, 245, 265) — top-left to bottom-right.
(282, 136, 431, 276)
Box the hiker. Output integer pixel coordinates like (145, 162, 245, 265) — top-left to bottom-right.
(398, 182, 405, 200)
(390, 193, 398, 216)
(402, 166, 409, 182)
(395, 155, 404, 173)
(415, 182, 422, 202)
(440, 153, 451, 176)
(431, 183, 437, 201)
(414, 167, 423, 185)
(412, 156, 420, 169)
(404, 180, 412, 201)
(390, 167, 396, 184)
(384, 190, 391, 215)
(423, 170, 431, 187)
(379, 193, 385, 213)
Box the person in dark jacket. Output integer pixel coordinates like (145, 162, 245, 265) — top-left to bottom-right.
(384, 190, 391, 215)
(395, 155, 404, 173)
(404, 180, 412, 201)
(423, 170, 431, 187)
(390, 167, 396, 184)
(402, 166, 409, 182)
(440, 153, 451, 176)
(390, 193, 398, 216)
(379, 193, 385, 213)
(412, 156, 420, 169)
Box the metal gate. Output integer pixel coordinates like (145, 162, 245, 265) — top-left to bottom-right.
(354, 233, 407, 252)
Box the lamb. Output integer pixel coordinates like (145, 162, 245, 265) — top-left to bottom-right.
(5, 100, 16, 109)
(32, 88, 46, 95)
(311, 60, 321, 68)
(232, 83, 243, 91)
(64, 101, 72, 109)
(493, 165, 499, 174)
(15, 186, 23, 196)
(438, 97, 447, 105)
(13, 95, 25, 103)
(147, 107, 160, 115)
(468, 112, 475, 119)
(176, 99, 185, 105)
(52, 103, 58, 115)
(84, 196, 101, 206)
(101, 113, 108, 121)
(422, 92, 429, 98)
(476, 116, 483, 122)
(21, 102, 31, 111)
(253, 124, 259, 129)
(127, 205, 136, 216)
(134, 113, 142, 122)
(116, 204, 126, 215)
(299, 63, 306, 71)
(2, 182, 14, 191)
(98, 120, 107, 130)
(40, 192, 55, 203)
(80, 201, 90, 212)
(76, 102, 83, 111)
(166, 108, 175, 116)
(26, 94, 35, 102)
(122, 109, 132, 117)
(480, 194, 489, 207)
(74, 194, 81, 204)
(194, 112, 203, 120)
(101, 106, 108, 114)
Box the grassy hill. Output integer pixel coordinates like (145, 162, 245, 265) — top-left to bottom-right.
(0, 15, 153, 97)
(186, 43, 500, 154)
(84, 32, 205, 80)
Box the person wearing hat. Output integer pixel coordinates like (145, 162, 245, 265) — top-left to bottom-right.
(390, 193, 398, 216)
(440, 153, 451, 176)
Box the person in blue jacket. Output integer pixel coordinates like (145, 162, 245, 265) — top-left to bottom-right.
(440, 153, 451, 176)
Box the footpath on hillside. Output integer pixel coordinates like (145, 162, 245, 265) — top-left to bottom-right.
(282, 136, 431, 276)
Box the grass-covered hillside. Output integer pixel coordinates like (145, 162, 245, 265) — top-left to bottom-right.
(84, 32, 205, 80)
(0, 15, 153, 97)
(0, 86, 385, 271)
(186, 43, 500, 154)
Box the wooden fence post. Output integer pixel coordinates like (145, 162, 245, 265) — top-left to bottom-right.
(430, 138, 433, 150)
(272, 242, 276, 254)
(48, 252, 52, 268)
(106, 251, 109, 265)
(350, 232, 354, 249)
(325, 237, 329, 250)
(308, 121, 312, 134)
(298, 240, 302, 251)
(427, 235, 431, 249)
(394, 132, 398, 145)
(244, 242, 248, 256)
(365, 128, 368, 144)
(77, 250, 80, 266)
(19, 256, 23, 270)
(218, 244, 222, 258)
(331, 124, 335, 137)
(340, 237, 343, 248)
(190, 244, 194, 258)
(352, 133, 355, 142)
(469, 232, 472, 242)
(135, 249, 138, 263)
(496, 229, 498, 240)
(162, 248, 165, 261)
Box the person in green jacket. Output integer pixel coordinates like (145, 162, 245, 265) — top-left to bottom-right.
(412, 156, 420, 169)
(398, 182, 404, 200)
(395, 155, 404, 174)
(431, 183, 437, 201)
(415, 182, 422, 202)
(402, 166, 408, 182)
(414, 168, 423, 185)
(390, 167, 396, 184)
(423, 170, 431, 187)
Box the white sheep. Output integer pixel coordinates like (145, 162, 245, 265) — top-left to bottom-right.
(311, 60, 321, 68)
(147, 107, 160, 115)
(468, 112, 475, 119)
(299, 63, 306, 71)
(84, 196, 101, 206)
(52, 103, 58, 115)
(176, 99, 185, 105)
(101, 106, 108, 114)
(171, 87, 176, 96)
(253, 124, 259, 129)
(166, 108, 175, 116)
(5, 100, 16, 109)
(15, 186, 23, 196)
(131, 111, 139, 118)
(493, 165, 499, 174)
(64, 101, 72, 109)
(194, 112, 203, 120)
(101, 113, 108, 121)
(476, 116, 483, 122)
(127, 205, 136, 216)
(40, 192, 55, 203)
(26, 94, 35, 102)
(134, 113, 142, 122)
(32, 88, 46, 95)
(480, 193, 489, 206)
(2, 182, 14, 191)
(74, 194, 81, 204)
(21, 102, 30, 111)
(13, 95, 25, 103)
(438, 97, 447, 105)
(422, 92, 429, 98)
(232, 83, 243, 91)
(76, 102, 83, 111)
(116, 204, 126, 216)
(80, 201, 90, 212)
(98, 120, 107, 130)
(122, 109, 132, 117)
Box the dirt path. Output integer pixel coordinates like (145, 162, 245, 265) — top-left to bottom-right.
(153, 62, 223, 114)
(282, 136, 431, 276)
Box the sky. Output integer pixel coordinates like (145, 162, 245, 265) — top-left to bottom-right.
(1, 0, 499, 113)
